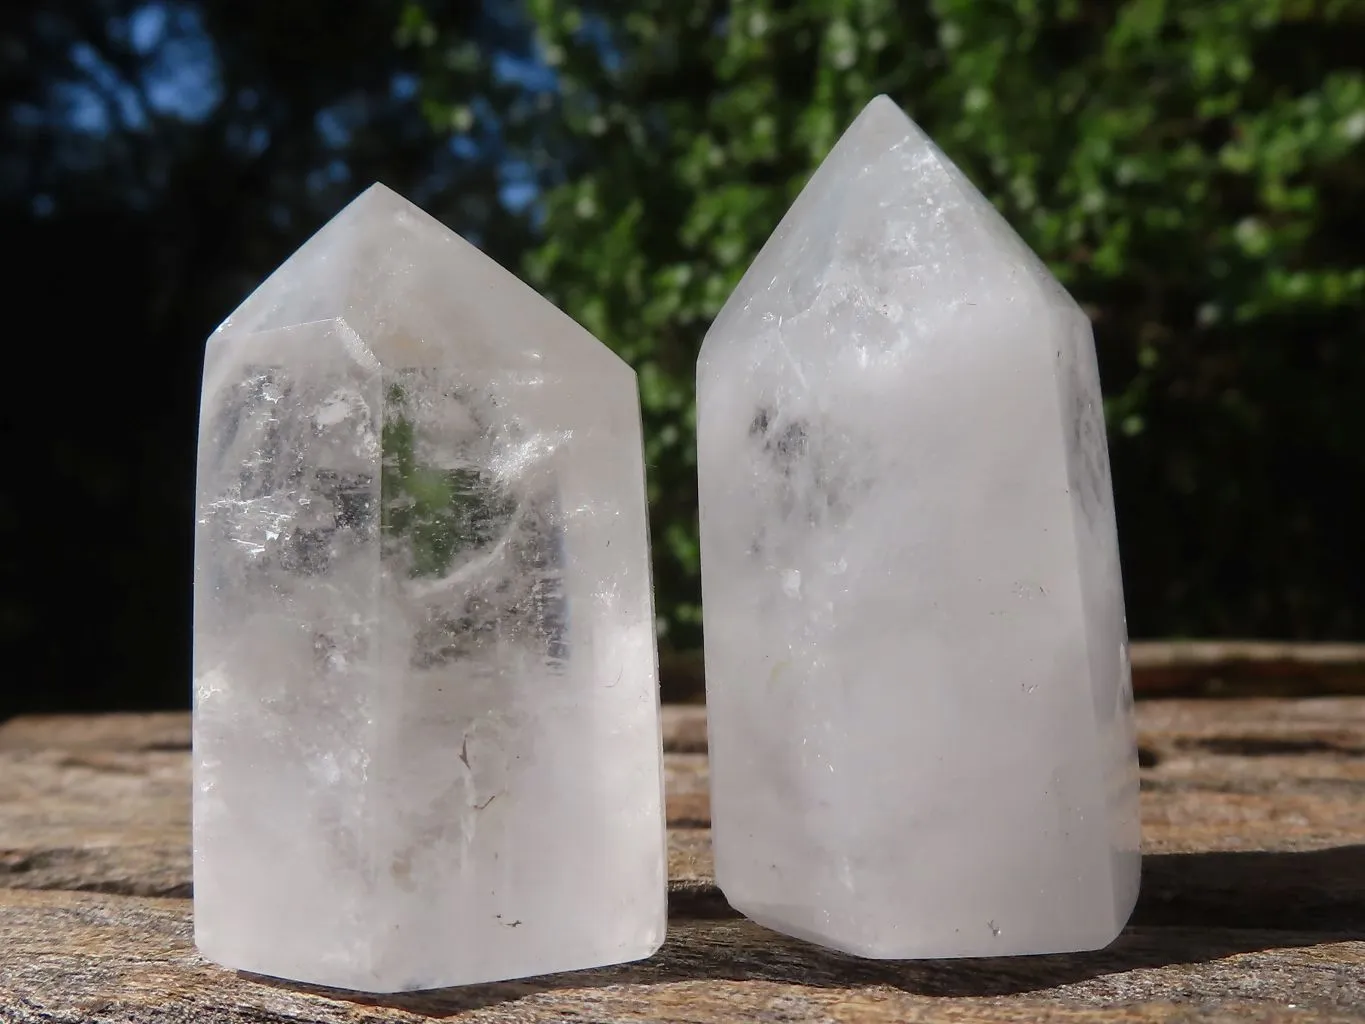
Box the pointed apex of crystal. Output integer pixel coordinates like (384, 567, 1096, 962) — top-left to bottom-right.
(354, 179, 418, 207)
(834, 92, 927, 154)
(704, 96, 1061, 360)
(215, 183, 627, 376)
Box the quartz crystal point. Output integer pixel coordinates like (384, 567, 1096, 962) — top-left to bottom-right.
(697, 96, 1141, 959)
(193, 184, 665, 992)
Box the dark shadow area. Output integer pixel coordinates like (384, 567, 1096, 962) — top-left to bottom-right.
(1135, 844, 1365, 932)
(666, 881, 733, 920)
(1184, 735, 1365, 758)
(239, 844, 1365, 1013)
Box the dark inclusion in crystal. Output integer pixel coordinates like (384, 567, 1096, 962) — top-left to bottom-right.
(381, 382, 568, 669)
(746, 405, 853, 560)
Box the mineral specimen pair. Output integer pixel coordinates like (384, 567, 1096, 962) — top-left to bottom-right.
(192, 96, 1140, 992)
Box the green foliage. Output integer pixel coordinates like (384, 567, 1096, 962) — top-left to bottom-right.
(411, 0, 1365, 644)
(381, 386, 516, 578)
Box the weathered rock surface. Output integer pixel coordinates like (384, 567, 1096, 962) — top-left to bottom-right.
(2, 700, 1364, 1020)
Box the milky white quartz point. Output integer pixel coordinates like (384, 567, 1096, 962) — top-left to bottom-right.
(696, 96, 1140, 959)
(193, 184, 665, 992)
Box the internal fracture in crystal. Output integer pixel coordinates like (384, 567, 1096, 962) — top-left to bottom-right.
(697, 96, 1141, 959)
(193, 184, 665, 992)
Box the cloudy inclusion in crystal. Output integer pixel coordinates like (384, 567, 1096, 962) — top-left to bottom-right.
(193, 186, 665, 992)
(697, 97, 1140, 959)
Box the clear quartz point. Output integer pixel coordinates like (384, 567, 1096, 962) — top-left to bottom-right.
(193, 184, 665, 992)
(697, 96, 1141, 958)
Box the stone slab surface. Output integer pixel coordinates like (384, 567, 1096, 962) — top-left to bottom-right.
(3, 700, 1364, 1021)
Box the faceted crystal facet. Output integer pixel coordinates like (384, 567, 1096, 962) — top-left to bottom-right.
(697, 97, 1140, 959)
(193, 185, 665, 992)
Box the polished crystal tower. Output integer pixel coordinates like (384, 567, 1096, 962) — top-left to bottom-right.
(193, 184, 665, 991)
(697, 96, 1141, 958)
